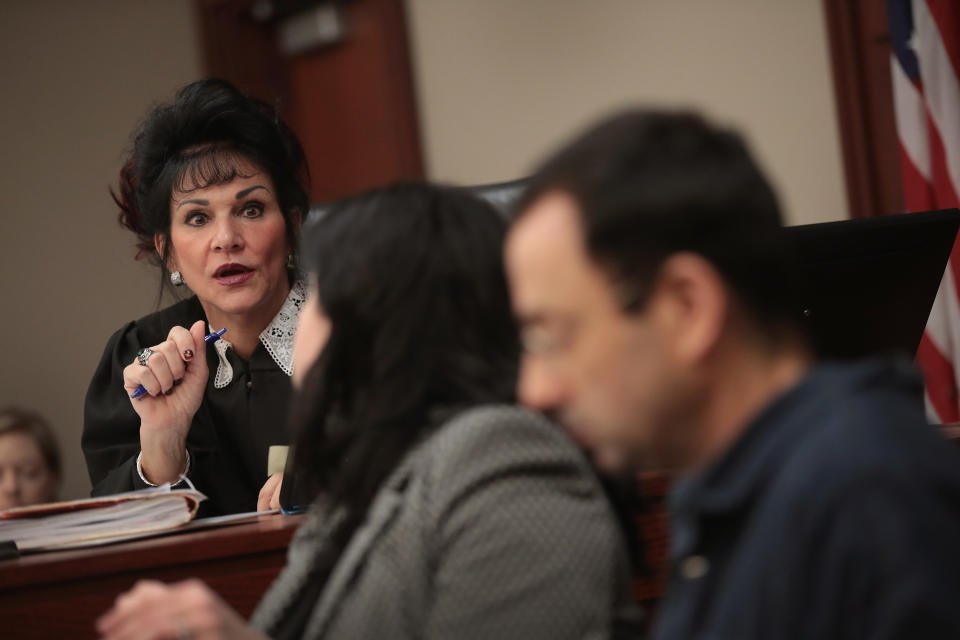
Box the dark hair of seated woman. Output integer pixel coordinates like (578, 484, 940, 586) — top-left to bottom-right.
(286, 183, 520, 547)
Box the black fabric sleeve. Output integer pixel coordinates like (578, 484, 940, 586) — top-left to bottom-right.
(82, 322, 155, 495)
(83, 301, 292, 515)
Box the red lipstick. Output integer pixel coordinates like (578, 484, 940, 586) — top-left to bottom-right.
(213, 263, 254, 286)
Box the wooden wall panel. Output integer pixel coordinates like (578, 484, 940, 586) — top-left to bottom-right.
(195, 0, 424, 203)
(823, 0, 904, 218)
(284, 0, 424, 201)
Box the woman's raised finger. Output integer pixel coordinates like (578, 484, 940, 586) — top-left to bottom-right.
(167, 325, 198, 368)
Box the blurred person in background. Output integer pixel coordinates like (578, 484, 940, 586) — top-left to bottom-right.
(0, 407, 61, 510)
(506, 109, 960, 639)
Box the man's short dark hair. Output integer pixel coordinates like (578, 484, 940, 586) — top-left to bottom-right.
(518, 110, 802, 337)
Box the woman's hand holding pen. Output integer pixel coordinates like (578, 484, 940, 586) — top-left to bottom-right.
(123, 320, 209, 485)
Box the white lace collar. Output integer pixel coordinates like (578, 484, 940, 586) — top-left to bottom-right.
(210, 280, 307, 389)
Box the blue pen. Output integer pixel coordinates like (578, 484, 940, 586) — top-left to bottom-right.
(130, 328, 227, 399)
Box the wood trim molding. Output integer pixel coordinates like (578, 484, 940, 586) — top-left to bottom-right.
(822, 0, 904, 219)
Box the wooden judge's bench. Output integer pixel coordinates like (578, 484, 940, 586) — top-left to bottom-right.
(1, 426, 958, 639)
(0, 514, 301, 640)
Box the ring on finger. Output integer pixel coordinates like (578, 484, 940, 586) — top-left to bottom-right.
(136, 348, 155, 367)
(175, 617, 193, 640)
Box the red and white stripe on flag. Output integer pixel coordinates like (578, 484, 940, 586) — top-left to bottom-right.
(890, 0, 960, 422)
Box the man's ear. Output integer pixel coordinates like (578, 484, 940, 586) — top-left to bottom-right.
(154, 234, 176, 271)
(651, 252, 728, 365)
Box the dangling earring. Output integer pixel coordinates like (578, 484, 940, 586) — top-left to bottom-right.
(286, 253, 296, 269)
(170, 270, 184, 286)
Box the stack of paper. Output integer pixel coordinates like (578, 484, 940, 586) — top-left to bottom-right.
(0, 486, 206, 553)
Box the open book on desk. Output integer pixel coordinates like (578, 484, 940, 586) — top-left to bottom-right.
(0, 484, 206, 555)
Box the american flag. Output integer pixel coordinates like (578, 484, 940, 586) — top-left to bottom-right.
(889, 0, 960, 423)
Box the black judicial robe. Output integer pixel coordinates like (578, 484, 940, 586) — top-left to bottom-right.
(82, 296, 294, 517)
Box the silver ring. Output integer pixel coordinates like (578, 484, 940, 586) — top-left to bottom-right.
(137, 348, 155, 367)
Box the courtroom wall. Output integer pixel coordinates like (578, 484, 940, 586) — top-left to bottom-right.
(0, 1, 202, 499)
(406, 0, 847, 226)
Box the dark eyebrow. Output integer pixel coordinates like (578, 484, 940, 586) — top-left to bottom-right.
(175, 198, 209, 211)
(236, 185, 269, 199)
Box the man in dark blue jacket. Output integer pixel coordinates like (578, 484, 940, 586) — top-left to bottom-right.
(505, 109, 960, 639)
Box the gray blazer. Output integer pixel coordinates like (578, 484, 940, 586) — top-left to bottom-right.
(251, 404, 643, 639)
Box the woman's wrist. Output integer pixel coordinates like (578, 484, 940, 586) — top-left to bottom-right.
(139, 428, 189, 485)
(136, 450, 190, 487)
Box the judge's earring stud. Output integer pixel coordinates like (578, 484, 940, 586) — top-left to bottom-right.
(170, 270, 184, 286)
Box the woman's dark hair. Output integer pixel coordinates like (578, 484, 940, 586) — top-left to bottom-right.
(287, 182, 519, 555)
(113, 78, 309, 295)
(0, 407, 62, 481)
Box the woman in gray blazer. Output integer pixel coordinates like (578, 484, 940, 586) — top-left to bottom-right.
(97, 184, 642, 640)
